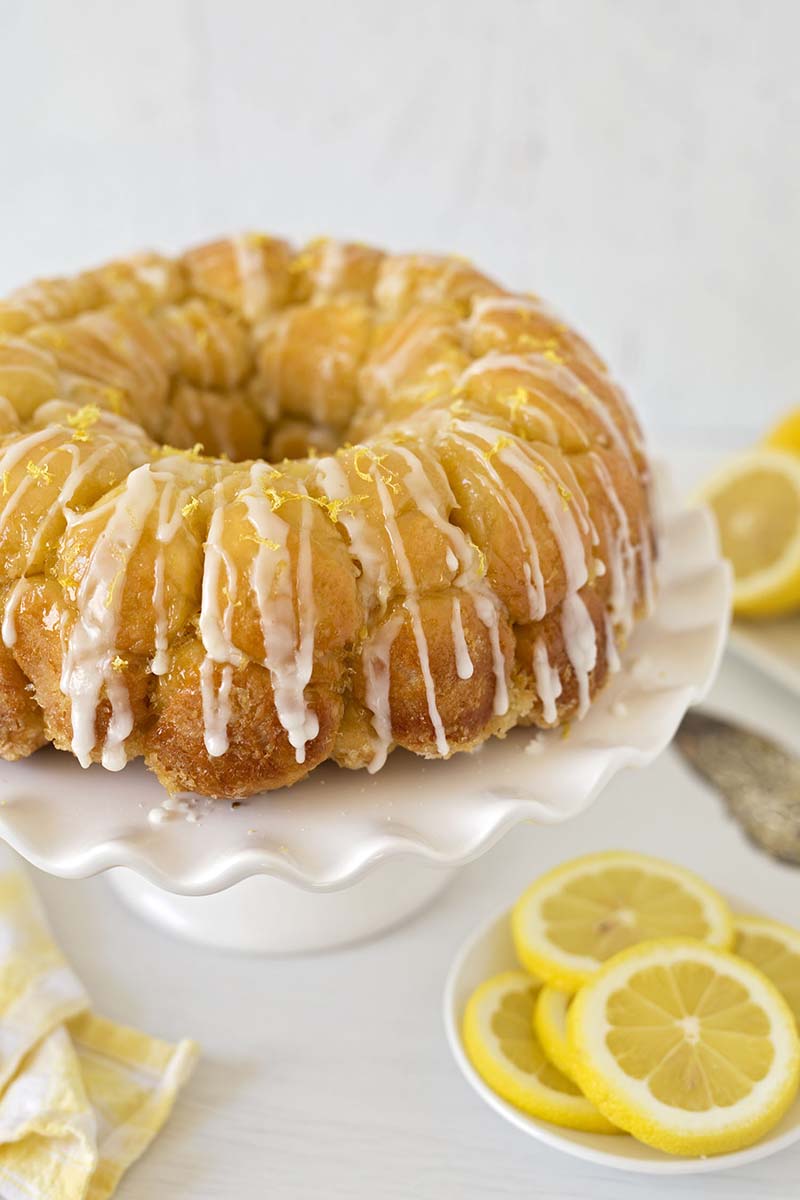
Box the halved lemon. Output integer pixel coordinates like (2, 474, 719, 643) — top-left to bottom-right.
(534, 985, 579, 1081)
(512, 851, 733, 992)
(462, 970, 617, 1132)
(568, 939, 800, 1156)
(697, 449, 800, 617)
(736, 915, 800, 1031)
(763, 408, 800, 456)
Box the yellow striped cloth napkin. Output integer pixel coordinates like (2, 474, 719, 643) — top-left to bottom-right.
(0, 858, 198, 1199)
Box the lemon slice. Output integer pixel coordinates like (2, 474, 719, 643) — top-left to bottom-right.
(512, 851, 733, 992)
(534, 985, 579, 1081)
(568, 939, 800, 1156)
(763, 408, 800, 455)
(736, 915, 800, 1031)
(462, 970, 617, 1133)
(697, 449, 800, 617)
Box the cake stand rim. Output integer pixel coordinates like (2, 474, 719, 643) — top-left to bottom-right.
(0, 484, 732, 896)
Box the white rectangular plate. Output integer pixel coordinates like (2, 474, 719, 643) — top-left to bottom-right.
(729, 617, 800, 698)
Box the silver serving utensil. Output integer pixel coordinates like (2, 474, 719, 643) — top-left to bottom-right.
(674, 710, 800, 866)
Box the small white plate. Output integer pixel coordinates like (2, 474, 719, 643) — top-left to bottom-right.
(443, 904, 800, 1175)
(729, 618, 800, 698)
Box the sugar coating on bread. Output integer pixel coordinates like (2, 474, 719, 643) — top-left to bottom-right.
(0, 235, 656, 798)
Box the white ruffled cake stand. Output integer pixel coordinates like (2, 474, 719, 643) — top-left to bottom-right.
(0, 477, 730, 953)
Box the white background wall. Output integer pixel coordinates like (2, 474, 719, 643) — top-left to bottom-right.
(2, 0, 798, 442)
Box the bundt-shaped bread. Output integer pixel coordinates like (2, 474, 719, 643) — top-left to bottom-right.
(0, 235, 656, 798)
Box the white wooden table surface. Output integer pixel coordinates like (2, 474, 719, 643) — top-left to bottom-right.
(13, 452, 797, 1200)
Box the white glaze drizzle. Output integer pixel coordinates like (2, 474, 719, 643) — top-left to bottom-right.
(363, 610, 404, 772)
(362, 320, 450, 398)
(450, 597, 473, 680)
(200, 463, 320, 764)
(200, 657, 234, 757)
(589, 452, 637, 634)
(460, 351, 633, 465)
(604, 611, 621, 675)
(313, 454, 389, 607)
(1, 438, 111, 644)
(444, 428, 545, 621)
(0, 336, 59, 387)
(59, 464, 157, 769)
(638, 515, 656, 615)
(447, 420, 601, 721)
(204, 307, 243, 391)
(533, 637, 562, 725)
(371, 463, 448, 756)
(455, 418, 590, 590)
(560, 592, 598, 719)
(80, 310, 168, 406)
(313, 240, 348, 298)
(0, 396, 19, 428)
(198, 473, 239, 756)
(199, 476, 243, 665)
(149, 477, 188, 677)
(390, 444, 508, 715)
(233, 235, 270, 321)
(243, 467, 319, 762)
(472, 591, 508, 714)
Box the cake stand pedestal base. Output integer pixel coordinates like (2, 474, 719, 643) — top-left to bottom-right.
(108, 858, 456, 954)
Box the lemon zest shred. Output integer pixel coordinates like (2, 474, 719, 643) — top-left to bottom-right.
(325, 494, 369, 522)
(516, 333, 542, 350)
(473, 544, 488, 577)
(263, 483, 368, 524)
(158, 442, 207, 462)
(111, 655, 128, 672)
(102, 386, 124, 413)
(181, 496, 200, 519)
(66, 404, 101, 443)
(288, 252, 315, 275)
(244, 533, 280, 551)
(104, 568, 124, 609)
(352, 447, 382, 482)
(485, 436, 512, 463)
(506, 387, 528, 415)
(26, 460, 51, 485)
(351, 446, 399, 491)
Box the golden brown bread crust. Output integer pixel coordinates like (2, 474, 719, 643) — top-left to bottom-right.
(0, 235, 656, 798)
(0, 636, 46, 759)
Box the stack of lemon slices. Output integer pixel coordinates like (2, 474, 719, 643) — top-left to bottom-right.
(698, 409, 800, 617)
(463, 851, 800, 1156)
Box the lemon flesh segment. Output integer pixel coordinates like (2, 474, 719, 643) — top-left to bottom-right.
(763, 408, 800, 455)
(568, 939, 800, 1156)
(512, 851, 733, 992)
(697, 449, 800, 617)
(736, 915, 800, 1032)
(462, 970, 618, 1133)
(534, 985, 580, 1082)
